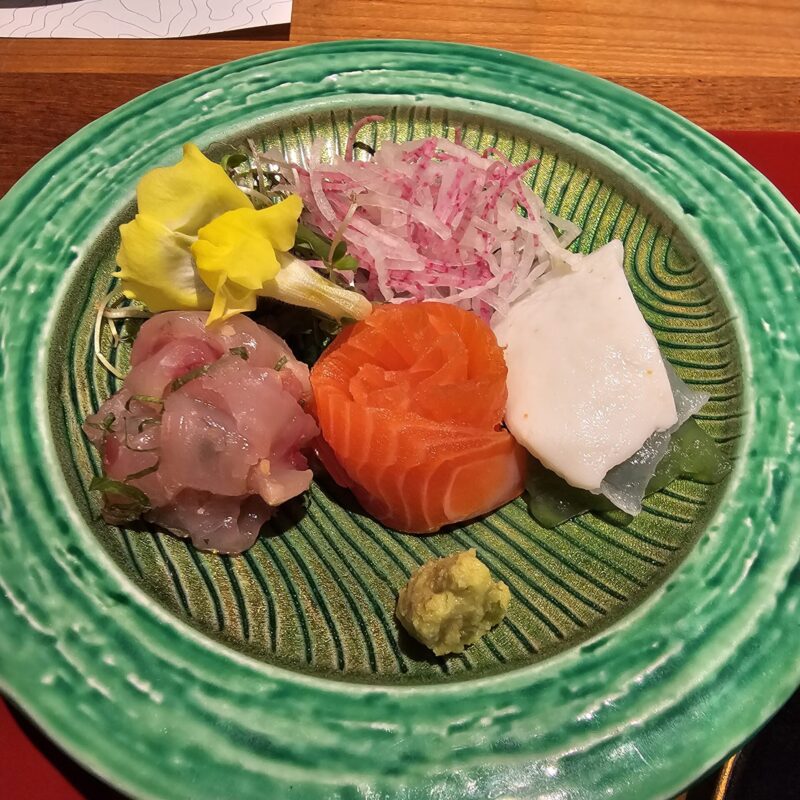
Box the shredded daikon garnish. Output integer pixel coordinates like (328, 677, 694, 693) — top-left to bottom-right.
(93, 295, 153, 378)
(258, 121, 581, 321)
(94, 294, 125, 378)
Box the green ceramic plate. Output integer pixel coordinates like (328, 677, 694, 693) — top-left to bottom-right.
(0, 40, 798, 800)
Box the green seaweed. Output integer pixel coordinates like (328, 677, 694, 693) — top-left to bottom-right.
(525, 418, 731, 528)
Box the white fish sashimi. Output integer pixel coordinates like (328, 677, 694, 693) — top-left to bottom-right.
(496, 240, 678, 492)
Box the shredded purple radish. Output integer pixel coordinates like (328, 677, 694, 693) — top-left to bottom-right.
(257, 119, 581, 320)
(344, 115, 385, 161)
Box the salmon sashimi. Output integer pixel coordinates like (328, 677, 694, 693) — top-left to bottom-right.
(311, 302, 527, 533)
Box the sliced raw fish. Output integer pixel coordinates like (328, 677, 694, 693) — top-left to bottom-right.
(84, 311, 317, 553)
(494, 240, 678, 491)
(311, 302, 526, 533)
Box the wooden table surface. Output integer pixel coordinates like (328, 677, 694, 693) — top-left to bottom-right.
(1, 0, 799, 196)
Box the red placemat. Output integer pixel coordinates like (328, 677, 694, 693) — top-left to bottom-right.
(709, 131, 800, 211)
(1, 130, 798, 800)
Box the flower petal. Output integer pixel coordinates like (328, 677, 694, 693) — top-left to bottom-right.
(191, 195, 304, 323)
(115, 214, 213, 312)
(192, 208, 281, 292)
(136, 143, 251, 235)
(206, 280, 258, 326)
(250, 194, 303, 253)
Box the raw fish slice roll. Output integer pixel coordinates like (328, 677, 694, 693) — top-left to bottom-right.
(311, 302, 526, 533)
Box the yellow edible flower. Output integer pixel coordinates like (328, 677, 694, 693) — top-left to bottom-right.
(116, 215, 210, 313)
(192, 196, 302, 323)
(115, 143, 371, 325)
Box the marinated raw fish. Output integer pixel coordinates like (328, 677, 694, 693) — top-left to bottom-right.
(84, 311, 317, 553)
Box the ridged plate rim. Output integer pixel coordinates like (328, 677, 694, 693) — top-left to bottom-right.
(0, 39, 798, 800)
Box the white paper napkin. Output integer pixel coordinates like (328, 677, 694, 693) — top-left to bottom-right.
(0, 0, 292, 38)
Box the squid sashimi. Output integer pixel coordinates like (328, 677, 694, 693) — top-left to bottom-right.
(310, 302, 526, 533)
(83, 311, 318, 554)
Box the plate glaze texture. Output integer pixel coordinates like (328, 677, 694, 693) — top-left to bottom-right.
(0, 40, 799, 800)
